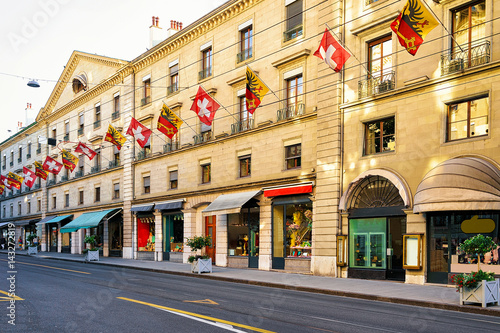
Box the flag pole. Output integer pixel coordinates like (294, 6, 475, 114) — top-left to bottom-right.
(421, 0, 464, 52)
(324, 23, 372, 77)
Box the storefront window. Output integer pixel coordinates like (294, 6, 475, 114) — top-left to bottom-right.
(227, 209, 259, 257)
(164, 214, 184, 253)
(273, 202, 312, 258)
(109, 222, 122, 251)
(137, 215, 155, 251)
(349, 218, 386, 269)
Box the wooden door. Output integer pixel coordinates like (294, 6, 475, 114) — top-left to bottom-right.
(205, 216, 216, 263)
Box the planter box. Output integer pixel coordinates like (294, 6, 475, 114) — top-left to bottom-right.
(28, 246, 37, 255)
(85, 250, 99, 262)
(460, 279, 500, 307)
(191, 258, 212, 274)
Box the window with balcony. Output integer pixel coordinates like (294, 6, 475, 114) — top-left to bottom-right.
(284, 0, 303, 42)
(200, 47, 212, 80)
(194, 122, 212, 145)
(201, 164, 211, 184)
(92, 149, 101, 173)
(27, 200, 31, 214)
(95, 186, 100, 202)
(285, 144, 301, 170)
(113, 183, 120, 199)
(52, 196, 56, 209)
(94, 103, 101, 129)
(232, 96, 254, 134)
(78, 112, 84, 136)
(79, 190, 84, 205)
(447, 96, 488, 142)
(359, 36, 394, 98)
(164, 132, 180, 153)
(169, 170, 178, 189)
(143, 176, 150, 194)
(168, 62, 179, 95)
(142, 77, 151, 106)
(10, 204, 13, 217)
(64, 120, 70, 141)
(442, 1, 487, 75)
(27, 142, 32, 159)
(239, 155, 251, 178)
(18, 202, 21, 215)
(111, 145, 120, 168)
(112, 93, 120, 120)
(75, 155, 84, 178)
(278, 74, 304, 121)
(237, 24, 253, 63)
(18, 147, 22, 163)
(364, 117, 395, 155)
(37, 199, 41, 212)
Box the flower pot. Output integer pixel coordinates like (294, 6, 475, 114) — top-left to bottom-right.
(28, 246, 37, 255)
(85, 250, 99, 262)
(191, 258, 212, 274)
(460, 279, 500, 307)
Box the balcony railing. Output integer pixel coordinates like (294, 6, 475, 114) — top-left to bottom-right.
(108, 160, 120, 168)
(163, 142, 180, 153)
(277, 103, 305, 121)
(365, 0, 378, 5)
(136, 151, 151, 161)
(198, 67, 212, 81)
(77, 128, 84, 136)
(10, 161, 13, 166)
(26, 153, 31, 159)
(167, 83, 179, 95)
(441, 41, 490, 76)
(17, 157, 22, 163)
(36, 147, 42, 154)
(358, 71, 396, 99)
(2, 165, 5, 170)
(112, 111, 120, 120)
(63, 134, 69, 141)
(74, 170, 83, 178)
(93, 120, 101, 129)
(60, 175, 68, 182)
(141, 96, 151, 106)
(283, 24, 303, 42)
(237, 48, 253, 63)
(48, 179, 56, 186)
(193, 131, 212, 145)
(231, 119, 255, 134)
(33, 183, 40, 190)
(91, 166, 101, 174)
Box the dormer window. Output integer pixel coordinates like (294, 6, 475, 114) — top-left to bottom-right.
(72, 73, 88, 94)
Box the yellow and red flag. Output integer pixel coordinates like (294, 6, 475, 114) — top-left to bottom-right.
(105, 124, 126, 150)
(7, 172, 23, 190)
(245, 67, 269, 114)
(158, 103, 183, 139)
(61, 150, 79, 172)
(391, 0, 438, 56)
(0, 183, 4, 195)
(34, 160, 48, 180)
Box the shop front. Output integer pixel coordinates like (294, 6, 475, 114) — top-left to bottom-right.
(35, 216, 55, 252)
(137, 214, 156, 259)
(156, 199, 185, 262)
(45, 215, 73, 252)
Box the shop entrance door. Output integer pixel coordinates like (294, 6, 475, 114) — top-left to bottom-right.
(108, 221, 123, 257)
(248, 212, 259, 268)
(48, 224, 58, 252)
(386, 217, 406, 280)
(205, 216, 216, 263)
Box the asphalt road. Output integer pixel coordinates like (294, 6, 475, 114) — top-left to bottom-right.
(1, 254, 500, 333)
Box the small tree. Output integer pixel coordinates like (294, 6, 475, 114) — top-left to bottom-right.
(26, 234, 36, 246)
(459, 234, 497, 271)
(84, 235, 98, 251)
(185, 235, 211, 263)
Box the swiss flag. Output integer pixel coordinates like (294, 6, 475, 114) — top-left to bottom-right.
(75, 142, 97, 160)
(313, 29, 350, 72)
(1, 175, 11, 189)
(23, 167, 37, 189)
(190, 86, 220, 126)
(126, 117, 152, 148)
(42, 156, 63, 175)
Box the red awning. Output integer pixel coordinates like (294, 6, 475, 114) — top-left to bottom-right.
(264, 184, 313, 197)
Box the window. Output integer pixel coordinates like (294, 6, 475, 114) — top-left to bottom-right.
(358, 35, 395, 97)
(143, 176, 150, 193)
(52, 127, 56, 139)
(239, 155, 251, 177)
(65, 193, 69, 207)
(52, 196, 56, 209)
(113, 93, 120, 120)
(64, 121, 70, 140)
(142, 78, 151, 105)
(79, 190, 84, 205)
(200, 47, 212, 80)
(237, 96, 253, 131)
(201, 164, 211, 184)
(285, 144, 301, 169)
(447, 96, 488, 141)
(10, 204, 13, 217)
(93, 149, 101, 173)
(113, 146, 120, 167)
(27, 142, 32, 158)
(238, 24, 253, 63)
(2, 155, 6, 167)
(284, 0, 303, 42)
(95, 187, 100, 202)
(18, 146, 22, 163)
(113, 183, 120, 199)
(273, 202, 313, 259)
(364, 117, 395, 155)
(17, 202, 21, 215)
(3, 206, 5, 218)
(452, 1, 486, 66)
(169, 170, 178, 189)
(37, 199, 41, 212)
(77, 155, 84, 175)
(94, 103, 101, 129)
(168, 62, 179, 94)
(286, 75, 303, 109)
(27, 200, 31, 214)
(78, 113, 84, 136)
(10, 151, 13, 166)
(37, 141, 41, 154)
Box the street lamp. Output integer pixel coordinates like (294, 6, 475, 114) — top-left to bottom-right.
(27, 80, 40, 88)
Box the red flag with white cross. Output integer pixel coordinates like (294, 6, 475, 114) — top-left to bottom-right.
(126, 117, 152, 148)
(190, 86, 220, 126)
(23, 166, 37, 188)
(313, 28, 350, 72)
(42, 156, 63, 175)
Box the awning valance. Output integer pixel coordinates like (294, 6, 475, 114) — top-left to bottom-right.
(36, 216, 56, 225)
(263, 183, 313, 197)
(155, 199, 184, 211)
(14, 219, 39, 226)
(60, 209, 120, 233)
(414, 157, 500, 213)
(47, 215, 73, 224)
(203, 190, 260, 215)
(130, 204, 155, 212)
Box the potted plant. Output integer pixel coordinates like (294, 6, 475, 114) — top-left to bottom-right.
(452, 234, 499, 307)
(185, 235, 212, 274)
(83, 235, 100, 261)
(26, 234, 37, 255)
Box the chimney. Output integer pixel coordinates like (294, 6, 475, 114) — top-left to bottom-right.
(166, 20, 183, 38)
(149, 16, 164, 48)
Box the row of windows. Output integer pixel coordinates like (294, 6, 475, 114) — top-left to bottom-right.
(3, 199, 41, 218)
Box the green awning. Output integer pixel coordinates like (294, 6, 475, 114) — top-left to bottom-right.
(60, 209, 120, 233)
(47, 215, 73, 223)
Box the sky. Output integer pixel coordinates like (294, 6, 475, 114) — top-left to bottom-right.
(0, 0, 228, 143)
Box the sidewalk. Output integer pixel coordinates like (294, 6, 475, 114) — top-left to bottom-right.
(3, 249, 500, 317)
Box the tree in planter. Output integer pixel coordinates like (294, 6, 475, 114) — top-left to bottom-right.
(83, 235, 99, 253)
(185, 235, 212, 263)
(26, 234, 37, 247)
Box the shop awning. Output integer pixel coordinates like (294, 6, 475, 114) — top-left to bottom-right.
(130, 204, 155, 212)
(203, 190, 261, 215)
(47, 215, 73, 224)
(263, 182, 313, 197)
(36, 216, 57, 225)
(0, 222, 11, 229)
(60, 209, 120, 233)
(414, 157, 500, 213)
(14, 219, 39, 226)
(155, 199, 184, 211)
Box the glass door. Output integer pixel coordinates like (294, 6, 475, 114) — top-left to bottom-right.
(204, 216, 216, 263)
(108, 221, 123, 257)
(386, 217, 406, 280)
(162, 213, 184, 261)
(428, 215, 450, 284)
(247, 208, 259, 268)
(49, 224, 58, 252)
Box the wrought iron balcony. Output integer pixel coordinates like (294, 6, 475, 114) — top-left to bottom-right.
(112, 111, 120, 120)
(193, 131, 212, 145)
(141, 96, 151, 106)
(237, 48, 253, 63)
(283, 24, 303, 42)
(365, 0, 378, 5)
(93, 120, 101, 129)
(167, 83, 179, 95)
(17, 157, 22, 163)
(108, 160, 120, 168)
(91, 166, 101, 174)
(163, 142, 180, 153)
(36, 147, 42, 154)
(231, 119, 254, 134)
(74, 170, 83, 178)
(77, 128, 84, 136)
(277, 103, 305, 121)
(26, 153, 31, 159)
(358, 71, 396, 99)
(60, 175, 68, 182)
(136, 151, 151, 161)
(63, 134, 69, 141)
(2, 165, 5, 170)
(441, 41, 490, 76)
(198, 67, 212, 80)
(48, 179, 56, 186)
(33, 183, 40, 189)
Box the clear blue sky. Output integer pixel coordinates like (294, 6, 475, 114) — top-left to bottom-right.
(0, 0, 227, 142)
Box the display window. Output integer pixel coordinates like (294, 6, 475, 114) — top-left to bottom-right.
(349, 218, 386, 269)
(163, 213, 184, 253)
(137, 215, 155, 251)
(273, 202, 312, 258)
(227, 209, 259, 257)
